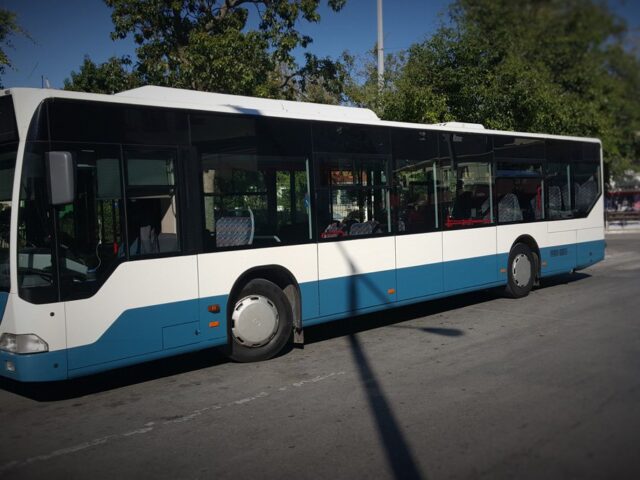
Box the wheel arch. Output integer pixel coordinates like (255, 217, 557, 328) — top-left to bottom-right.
(227, 265, 302, 335)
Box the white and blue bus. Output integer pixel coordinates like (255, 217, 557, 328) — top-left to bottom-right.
(0, 86, 604, 381)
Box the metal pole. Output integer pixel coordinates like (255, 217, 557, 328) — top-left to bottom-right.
(377, 0, 384, 88)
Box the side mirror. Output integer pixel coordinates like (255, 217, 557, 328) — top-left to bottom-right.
(45, 151, 75, 205)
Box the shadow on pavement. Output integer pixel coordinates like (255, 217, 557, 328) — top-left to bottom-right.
(539, 271, 590, 288)
(304, 288, 497, 346)
(391, 325, 464, 336)
(349, 334, 424, 480)
(337, 242, 425, 479)
(0, 348, 228, 402)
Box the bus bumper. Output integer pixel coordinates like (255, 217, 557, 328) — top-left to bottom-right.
(0, 349, 68, 382)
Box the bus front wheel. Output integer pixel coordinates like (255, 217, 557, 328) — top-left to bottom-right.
(227, 279, 293, 362)
(505, 243, 535, 298)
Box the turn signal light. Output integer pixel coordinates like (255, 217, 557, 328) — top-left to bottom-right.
(208, 304, 220, 313)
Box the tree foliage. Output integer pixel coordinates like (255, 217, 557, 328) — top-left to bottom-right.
(63, 56, 141, 94)
(349, 0, 640, 175)
(0, 8, 29, 87)
(66, 0, 348, 100)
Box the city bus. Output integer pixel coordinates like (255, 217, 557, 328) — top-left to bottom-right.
(0, 86, 604, 382)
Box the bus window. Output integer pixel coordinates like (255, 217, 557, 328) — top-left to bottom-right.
(391, 129, 439, 233)
(573, 161, 600, 216)
(546, 140, 602, 220)
(546, 164, 571, 219)
(313, 122, 391, 240)
(193, 113, 313, 250)
(440, 133, 494, 229)
(315, 153, 392, 239)
(201, 154, 311, 249)
(546, 140, 601, 220)
(494, 136, 545, 223)
(124, 148, 180, 257)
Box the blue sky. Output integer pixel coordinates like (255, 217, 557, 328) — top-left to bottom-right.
(1, 0, 639, 89)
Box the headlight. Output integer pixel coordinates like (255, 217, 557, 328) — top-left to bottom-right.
(0, 333, 49, 354)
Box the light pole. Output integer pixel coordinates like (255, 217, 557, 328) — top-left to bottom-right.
(377, 0, 384, 89)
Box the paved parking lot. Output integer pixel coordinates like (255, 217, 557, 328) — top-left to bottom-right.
(1, 233, 639, 479)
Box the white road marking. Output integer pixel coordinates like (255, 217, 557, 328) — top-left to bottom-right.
(0, 371, 346, 474)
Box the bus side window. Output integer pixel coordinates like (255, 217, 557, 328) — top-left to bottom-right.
(124, 148, 180, 257)
(391, 129, 440, 233)
(545, 139, 601, 220)
(439, 133, 493, 229)
(315, 153, 392, 239)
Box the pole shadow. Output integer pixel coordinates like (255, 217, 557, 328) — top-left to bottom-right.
(390, 325, 464, 336)
(336, 241, 425, 480)
(349, 334, 424, 480)
(304, 288, 493, 346)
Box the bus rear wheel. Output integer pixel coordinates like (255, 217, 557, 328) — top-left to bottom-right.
(227, 279, 293, 363)
(505, 243, 535, 298)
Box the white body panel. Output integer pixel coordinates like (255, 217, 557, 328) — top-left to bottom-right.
(1, 295, 67, 351)
(395, 232, 443, 268)
(442, 227, 496, 262)
(577, 226, 605, 243)
(318, 237, 396, 280)
(197, 244, 318, 298)
(317, 237, 397, 315)
(497, 222, 549, 253)
(65, 256, 199, 348)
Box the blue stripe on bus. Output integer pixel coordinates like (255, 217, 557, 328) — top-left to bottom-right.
(0, 239, 605, 381)
(319, 269, 397, 316)
(444, 254, 498, 291)
(0, 292, 8, 324)
(575, 239, 605, 270)
(495, 239, 605, 277)
(67, 295, 229, 372)
(396, 262, 443, 301)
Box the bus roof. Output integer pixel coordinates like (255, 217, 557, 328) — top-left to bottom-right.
(4, 86, 601, 144)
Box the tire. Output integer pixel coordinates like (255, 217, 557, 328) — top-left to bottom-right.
(505, 243, 535, 298)
(227, 279, 293, 363)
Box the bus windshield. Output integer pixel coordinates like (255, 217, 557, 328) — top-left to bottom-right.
(0, 147, 15, 292)
(0, 96, 18, 293)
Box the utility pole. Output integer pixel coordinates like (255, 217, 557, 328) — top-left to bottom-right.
(377, 0, 384, 89)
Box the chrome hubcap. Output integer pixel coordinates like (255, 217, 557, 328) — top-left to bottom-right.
(512, 253, 532, 287)
(231, 295, 279, 347)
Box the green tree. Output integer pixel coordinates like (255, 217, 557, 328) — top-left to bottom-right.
(0, 8, 29, 88)
(64, 55, 141, 94)
(349, 0, 640, 175)
(66, 0, 348, 100)
(344, 49, 449, 123)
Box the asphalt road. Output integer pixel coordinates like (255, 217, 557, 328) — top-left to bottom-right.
(1, 233, 639, 480)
